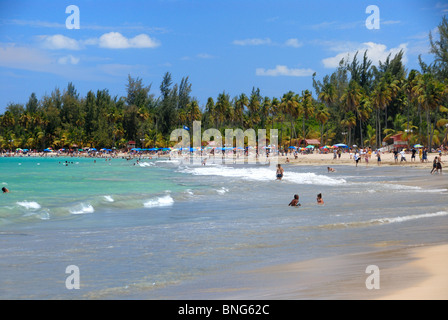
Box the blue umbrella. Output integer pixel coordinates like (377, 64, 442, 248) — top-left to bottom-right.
(334, 143, 349, 148)
(289, 146, 297, 149)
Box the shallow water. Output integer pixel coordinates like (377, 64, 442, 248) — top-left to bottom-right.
(0, 156, 447, 299)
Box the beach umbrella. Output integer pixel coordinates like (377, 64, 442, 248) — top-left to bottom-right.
(306, 145, 315, 149)
(288, 146, 297, 149)
(414, 144, 424, 148)
(43, 148, 51, 152)
(333, 143, 349, 148)
(90, 148, 97, 151)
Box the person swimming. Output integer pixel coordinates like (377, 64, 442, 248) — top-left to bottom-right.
(327, 167, 335, 172)
(2, 187, 9, 193)
(317, 193, 324, 205)
(288, 194, 301, 207)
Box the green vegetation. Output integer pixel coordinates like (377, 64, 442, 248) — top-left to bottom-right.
(1, 18, 448, 151)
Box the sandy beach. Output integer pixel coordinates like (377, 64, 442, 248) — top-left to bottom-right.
(278, 150, 446, 170)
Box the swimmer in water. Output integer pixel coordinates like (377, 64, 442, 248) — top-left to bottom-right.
(2, 187, 9, 193)
(317, 193, 324, 205)
(288, 194, 301, 207)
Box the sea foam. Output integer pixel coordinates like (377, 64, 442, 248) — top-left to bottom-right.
(181, 165, 346, 186)
(70, 203, 95, 214)
(144, 195, 174, 208)
(16, 201, 41, 210)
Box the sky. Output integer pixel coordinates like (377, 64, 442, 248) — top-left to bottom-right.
(0, 0, 446, 112)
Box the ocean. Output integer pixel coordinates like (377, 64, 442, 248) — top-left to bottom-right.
(0, 156, 447, 299)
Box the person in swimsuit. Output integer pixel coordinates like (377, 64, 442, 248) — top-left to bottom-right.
(436, 157, 443, 174)
(2, 187, 9, 193)
(276, 164, 284, 180)
(317, 193, 324, 205)
(327, 167, 335, 172)
(377, 150, 382, 166)
(288, 194, 301, 207)
(431, 157, 438, 174)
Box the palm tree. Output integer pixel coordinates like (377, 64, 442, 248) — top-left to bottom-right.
(234, 94, 248, 128)
(301, 90, 314, 143)
(371, 78, 393, 147)
(280, 91, 301, 147)
(415, 73, 445, 148)
(341, 80, 363, 146)
(315, 103, 330, 146)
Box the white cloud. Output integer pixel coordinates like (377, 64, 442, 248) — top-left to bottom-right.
(197, 53, 214, 59)
(233, 38, 272, 46)
(38, 32, 160, 50)
(98, 32, 160, 49)
(40, 34, 81, 50)
(322, 42, 408, 68)
(256, 65, 315, 77)
(57, 54, 80, 65)
(285, 38, 302, 48)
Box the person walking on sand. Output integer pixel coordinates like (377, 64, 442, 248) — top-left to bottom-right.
(431, 157, 438, 174)
(276, 164, 284, 180)
(436, 157, 443, 174)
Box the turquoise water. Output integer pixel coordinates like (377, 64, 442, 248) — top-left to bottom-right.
(0, 157, 188, 226)
(1, 156, 447, 299)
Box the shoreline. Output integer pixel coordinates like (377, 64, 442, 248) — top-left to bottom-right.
(226, 242, 448, 300)
(164, 166, 447, 300)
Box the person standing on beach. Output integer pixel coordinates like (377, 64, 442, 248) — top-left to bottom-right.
(423, 148, 428, 162)
(276, 164, 284, 180)
(393, 149, 399, 163)
(400, 149, 407, 163)
(411, 148, 417, 162)
(354, 152, 360, 167)
(377, 150, 382, 166)
(419, 148, 423, 162)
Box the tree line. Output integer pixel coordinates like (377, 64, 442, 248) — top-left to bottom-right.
(1, 17, 448, 151)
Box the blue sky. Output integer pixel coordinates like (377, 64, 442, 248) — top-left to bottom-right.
(0, 0, 445, 112)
